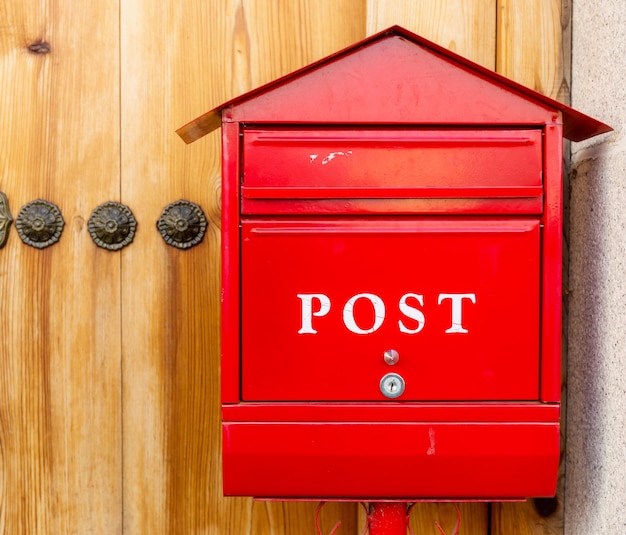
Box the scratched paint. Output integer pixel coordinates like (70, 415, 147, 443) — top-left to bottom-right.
(427, 428, 436, 455)
(308, 150, 353, 165)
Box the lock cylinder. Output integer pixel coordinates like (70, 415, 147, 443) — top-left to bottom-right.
(380, 373, 405, 399)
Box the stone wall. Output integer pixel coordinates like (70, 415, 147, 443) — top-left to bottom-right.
(567, 2, 626, 532)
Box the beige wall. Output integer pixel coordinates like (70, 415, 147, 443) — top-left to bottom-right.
(567, 1, 626, 533)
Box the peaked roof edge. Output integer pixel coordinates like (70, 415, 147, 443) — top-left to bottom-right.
(177, 26, 612, 144)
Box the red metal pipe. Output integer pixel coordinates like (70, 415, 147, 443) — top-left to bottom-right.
(368, 503, 408, 535)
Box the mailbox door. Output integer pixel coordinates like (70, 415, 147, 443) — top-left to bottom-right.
(241, 128, 544, 214)
(241, 218, 541, 402)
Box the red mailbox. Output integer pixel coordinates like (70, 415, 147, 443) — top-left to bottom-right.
(178, 26, 610, 500)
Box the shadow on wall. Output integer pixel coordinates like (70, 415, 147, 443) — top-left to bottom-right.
(565, 135, 618, 529)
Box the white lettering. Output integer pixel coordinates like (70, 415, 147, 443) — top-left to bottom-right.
(297, 293, 331, 334)
(297, 292, 478, 335)
(398, 293, 425, 334)
(437, 293, 476, 333)
(343, 293, 385, 334)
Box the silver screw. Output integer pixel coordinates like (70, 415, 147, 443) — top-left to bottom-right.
(383, 349, 400, 365)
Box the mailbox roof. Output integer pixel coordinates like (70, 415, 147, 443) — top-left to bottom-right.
(177, 26, 611, 144)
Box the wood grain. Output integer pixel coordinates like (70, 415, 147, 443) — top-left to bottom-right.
(497, 0, 566, 100)
(238, 0, 366, 90)
(492, 499, 564, 535)
(366, 0, 497, 69)
(120, 1, 221, 531)
(409, 503, 488, 535)
(0, 1, 122, 533)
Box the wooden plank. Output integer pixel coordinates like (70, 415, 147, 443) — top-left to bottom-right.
(493, 1, 567, 534)
(366, 0, 497, 69)
(409, 503, 488, 535)
(121, 1, 364, 533)
(0, 1, 122, 534)
(120, 3, 221, 532)
(496, 0, 567, 101)
(492, 498, 563, 535)
(237, 0, 366, 89)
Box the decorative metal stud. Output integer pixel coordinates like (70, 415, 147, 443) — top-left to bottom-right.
(157, 200, 207, 250)
(0, 192, 13, 248)
(88, 201, 137, 251)
(16, 199, 64, 249)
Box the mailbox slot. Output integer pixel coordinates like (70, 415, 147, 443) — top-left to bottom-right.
(242, 127, 543, 214)
(241, 218, 541, 402)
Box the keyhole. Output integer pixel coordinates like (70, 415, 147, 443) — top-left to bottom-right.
(380, 373, 405, 399)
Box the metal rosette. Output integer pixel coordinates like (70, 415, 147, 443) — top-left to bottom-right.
(0, 192, 13, 248)
(88, 201, 137, 251)
(157, 200, 207, 250)
(16, 199, 64, 249)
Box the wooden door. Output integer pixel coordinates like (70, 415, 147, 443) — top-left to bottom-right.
(0, 1, 568, 533)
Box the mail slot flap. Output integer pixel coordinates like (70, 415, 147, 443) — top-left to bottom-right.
(242, 128, 544, 214)
(241, 218, 541, 402)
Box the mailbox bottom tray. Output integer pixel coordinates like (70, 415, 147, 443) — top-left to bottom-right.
(222, 421, 559, 499)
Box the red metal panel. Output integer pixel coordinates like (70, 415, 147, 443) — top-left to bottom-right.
(241, 218, 541, 402)
(222, 422, 560, 499)
(221, 122, 241, 404)
(540, 124, 564, 402)
(241, 196, 544, 216)
(222, 402, 560, 423)
(242, 128, 543, 214)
